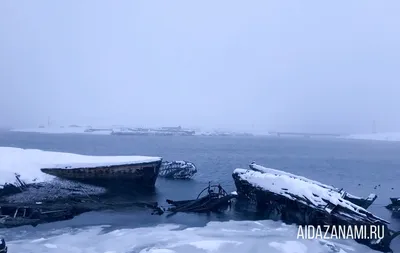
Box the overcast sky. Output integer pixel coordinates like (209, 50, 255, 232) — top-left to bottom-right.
(0, 1, 399, 134)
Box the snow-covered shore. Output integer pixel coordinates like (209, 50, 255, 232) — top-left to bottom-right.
(9, 126, 256, 137)
(10, 126, 111, 135)
(3, 220, 375, 253)
(11, 127, 400, 141)
(344, 132, 400, 142)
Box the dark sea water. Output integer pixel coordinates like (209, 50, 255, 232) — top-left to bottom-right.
(1, 131, 400, 252)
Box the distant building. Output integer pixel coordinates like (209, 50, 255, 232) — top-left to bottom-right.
(161, 126, 182, 131)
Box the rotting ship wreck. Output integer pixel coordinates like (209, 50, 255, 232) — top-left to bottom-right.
(0, 147, 165, 228)
(232, 162, 400, 253)
(40, 157, 163, 189)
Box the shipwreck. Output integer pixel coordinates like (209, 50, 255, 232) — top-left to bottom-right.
(232, 162, 400, 253)
(0, 147, 168, 227)
(40, 158, 163, 189)
(159, 161, 197, 179)
(248, 162, 377, 209)
(0, 195, 161, 229)
(386, 198, 400, 218)
(1, 147, 163, 197)
(152, 183, 236, 216)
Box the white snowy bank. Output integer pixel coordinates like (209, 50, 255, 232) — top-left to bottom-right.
(0, 147, 161, 188)
(1, 220, 376, 253)
(344, 132, 400, 142)
(11, 127, 112, 135)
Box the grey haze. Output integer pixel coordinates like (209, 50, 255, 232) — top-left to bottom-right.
(0, 1, 399, 134)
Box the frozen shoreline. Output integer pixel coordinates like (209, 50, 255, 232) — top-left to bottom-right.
(2, 220, 376, 253)
(10, 127, 111, 135)
(9, 126, 255, 137)
(343, 132, 400, 142)
(10, 127, 400, 142)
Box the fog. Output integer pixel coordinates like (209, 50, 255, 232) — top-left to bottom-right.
(0, 1, 399, 134)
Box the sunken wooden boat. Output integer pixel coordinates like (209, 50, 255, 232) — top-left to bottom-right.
(232, 163, 400, 253)
(0, 203, 78, 228)
(166, 183, 235, 213)
(152, 183, 236, 215)
(0, 197, 162, 228)
(40, 157, 163, 189)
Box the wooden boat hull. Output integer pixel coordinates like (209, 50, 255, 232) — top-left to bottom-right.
(232, 168, 399, 253)
(0, 199, 162, 228)
(161, 184, 235, 214)
(166, 194, 235, 213)
(40, 160, 162, 189)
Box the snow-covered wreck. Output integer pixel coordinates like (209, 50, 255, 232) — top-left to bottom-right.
(159, 161, 197, 179)
(0, 147, 163, 228)
(247, 163, 377, 209)
(232, 162, 400, 253)
(0, 147, 162, 202)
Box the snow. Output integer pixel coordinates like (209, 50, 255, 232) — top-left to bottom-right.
(1, 219, 378, 253)
(159, 161, 197, 179)
(248, 163, 373, 202)
(233, 168, 388, 224)
(43, 155, 162, 170)
(269, 241, 308, 253)
(0, 147, 161, 188)
(11, 127, 112, 135)
(249, 163, 338, 191)
(345, 132, 400, 142)
(248, 163, 376, 203)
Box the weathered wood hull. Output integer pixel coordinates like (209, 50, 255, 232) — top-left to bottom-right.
(40, 160, 162, 188)
(166, 194, 234, 213)
(0, 199, 162, 229)
(232, 169, 399, 253)
(248, 163, 377, 209)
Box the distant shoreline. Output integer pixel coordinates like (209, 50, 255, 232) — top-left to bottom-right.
(9, 127, 400, 142)
(9, 126, 257, 137)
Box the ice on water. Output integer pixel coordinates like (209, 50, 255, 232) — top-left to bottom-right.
(0, 147, 161, 188)
(1, 220, 376, 253)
